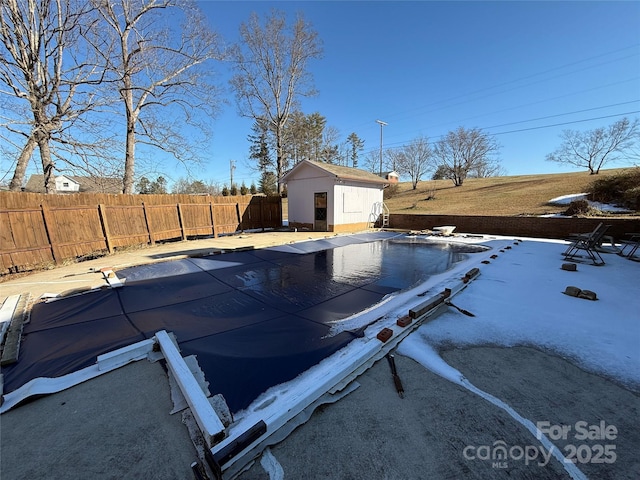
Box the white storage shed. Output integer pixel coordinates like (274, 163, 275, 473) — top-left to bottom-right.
(282, 160, 388, 232)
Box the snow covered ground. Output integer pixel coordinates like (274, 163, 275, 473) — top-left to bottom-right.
(404, 237, 639, 389)
(548, 193, 632, 213)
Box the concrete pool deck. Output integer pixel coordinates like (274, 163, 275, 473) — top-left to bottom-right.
(1, 229, 638, 479)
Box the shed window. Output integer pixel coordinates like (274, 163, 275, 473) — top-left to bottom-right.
(63, 182, 69, 187)
(343, 191, 363, 213)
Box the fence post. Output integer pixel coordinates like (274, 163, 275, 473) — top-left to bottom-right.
(177, 203, 187, 240)
(40, 203, 62, 264)
(259, 197, 265, 231)
(236, 202, 243, 233)
(98, 204, 114, 254)
(142, 202, 155, 246)
(209, 201, 218, 238)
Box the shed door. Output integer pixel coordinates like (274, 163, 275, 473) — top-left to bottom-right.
(314, 192, 327, 231)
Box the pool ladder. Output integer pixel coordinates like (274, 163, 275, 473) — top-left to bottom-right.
(369, 202, 390, 229)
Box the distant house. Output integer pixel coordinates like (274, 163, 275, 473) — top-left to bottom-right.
(382, 171, 399, 183)
(55, 175, 80, 192)
(24, 175, 122, 194)
(282, 160, 388, 232)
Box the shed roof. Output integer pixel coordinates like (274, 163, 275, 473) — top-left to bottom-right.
(282, 160, 388, 186)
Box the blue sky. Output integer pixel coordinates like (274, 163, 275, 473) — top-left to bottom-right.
(3, 1, 638, 188)
(157, 2, 640, 186)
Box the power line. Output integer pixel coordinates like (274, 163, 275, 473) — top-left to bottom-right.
(418, 77, 640, 133)
(481, 100, 640, 131)
(346, 44, 640, 134)
(371, 109, 640, 153)
(491, 111, 640, 137)
(391, 52, 640, 123)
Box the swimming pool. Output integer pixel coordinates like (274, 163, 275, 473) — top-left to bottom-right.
(2, 232, 488, 412)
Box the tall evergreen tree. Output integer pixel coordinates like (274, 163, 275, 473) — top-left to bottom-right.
(347, 133, 364, 168)
(259, 171, 277, 195)
(248, 118, 273, 174)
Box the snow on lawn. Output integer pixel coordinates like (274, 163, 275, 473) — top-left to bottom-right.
(548, 193, 632, 213)
(548, 193, 590, 205)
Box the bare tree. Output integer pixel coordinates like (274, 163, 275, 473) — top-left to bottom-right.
(389, 136, 435, 190)
(546, 117, 640, 175)
(433, 127, 501, 187)
(1, 0, 107, 192)
(335, 140, 350, 167)
(320, 125, 340, 164)
(362, 149, 383, 174)
(230, 10, 322, 194)
(468, 157, 506, 178)
(95, 0, 223, 193)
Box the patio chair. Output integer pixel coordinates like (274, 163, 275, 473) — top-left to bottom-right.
(567, 222, 618, 253)
(619, 233, 640, 260)
(562, 223, 610, 266)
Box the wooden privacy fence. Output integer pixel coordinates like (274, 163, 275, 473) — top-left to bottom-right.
(0, 193, 281, 274)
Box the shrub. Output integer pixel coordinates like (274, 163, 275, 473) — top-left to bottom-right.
(384, 184, 400, 199)
(564, 199, 591, 216)
(622, 186, 640, 210)
(588, 167, 640, 210)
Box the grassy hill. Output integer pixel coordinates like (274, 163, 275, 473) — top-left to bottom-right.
(383, 168, 637, 216)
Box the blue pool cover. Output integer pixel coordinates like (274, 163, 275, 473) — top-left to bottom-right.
(2, 232, 478, 412)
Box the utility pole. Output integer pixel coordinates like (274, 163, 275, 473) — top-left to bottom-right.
(230, 160, 236, 188)
(376, 120, 387, 176)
